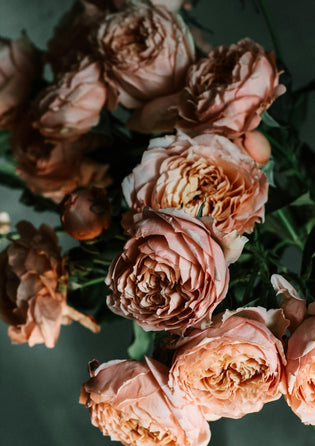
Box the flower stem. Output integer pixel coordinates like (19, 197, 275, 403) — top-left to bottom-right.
(257, 0, 283, 60)
(276, 209, 303, 250)
(79, 276, 106, 289)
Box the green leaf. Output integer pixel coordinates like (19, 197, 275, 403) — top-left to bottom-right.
(291, 191, 315, 207)
(301, 225, 315, 279)
(261, 111, 282, 128)
(261, 156, 275, 187)
(128, 321, 154, 360)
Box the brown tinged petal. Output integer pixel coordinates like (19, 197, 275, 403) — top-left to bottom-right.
(80, 356, 211, 446)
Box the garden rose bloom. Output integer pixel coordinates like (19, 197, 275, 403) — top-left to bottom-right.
(61, 187, 111, 240)
(95, 2, 195, 108)
(80, 357, 211, 446)
(0, 221, 68, 347)
(169, 307, 287, 420)
(33, 58, 113, 142)
(123, 133, 268, 234)
(106, 208, 246, 332)
(12, 122, 111, 203)
(0, 35, 41, 128)
(176, 38, 286, 136)
(271, 274, 315, 424)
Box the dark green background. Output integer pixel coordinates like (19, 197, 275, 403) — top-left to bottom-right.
(0, 1, 314, 445)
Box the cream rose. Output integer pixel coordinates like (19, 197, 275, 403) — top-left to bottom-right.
(80, 357, 210, 446)
(122, 133, 268, 234)
(95, 2, 195, 108)
(106, 207, 246, 332)
(176, 38, 285, 136)
(169, 307, 287, 420)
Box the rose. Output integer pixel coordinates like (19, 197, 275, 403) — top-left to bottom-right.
(0, 221, 68, 347)
(122, 133, 268, 234)
(169, 307, 287, 420)
(151, 0, 185, 11)
(61, 187, 111, 240)
(106, 207, 246, 332)
(11, 120, 112, 203)
(271, 274, 315, 424)
(232, 130, 271, 166)
(32, 58, 116, 142)
(80, 357, 211, 446)
(0, 35, 41, 129)
(94, 2, 195, 108)
(176, 38, 286, 136)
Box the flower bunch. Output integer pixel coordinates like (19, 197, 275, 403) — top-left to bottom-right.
(0, 1, 314, 445)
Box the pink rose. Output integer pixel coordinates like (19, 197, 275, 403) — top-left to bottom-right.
(12, 121, 112, 203)
(33, 58, 115, 142)
(80, 357, 210, 446)
(95, 2, 195, 108)
(232, 130, 271, 166)
(122, 133, 268, 234)
(176, 38, 286, 136)
(271, 274, 315, 424)
(169, 307, 287, 420)
(106, 207, 246, 332)
(0, 35, 41, 129)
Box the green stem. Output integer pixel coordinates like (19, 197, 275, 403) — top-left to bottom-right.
(257, 0, 283, 60)
(93, 259, 112, 266)
(276, 209, 303, 250)
(79, 277, 105, 289)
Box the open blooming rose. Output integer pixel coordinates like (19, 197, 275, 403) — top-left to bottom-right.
(272, 274, 315, 424)
(176, 38, 286, 136)
(0, 35, 41, 129)
(32, 58, 116, 142)
(11, 120, 112, 203)
(122, 133, 268, 234)
(80, 357, 210, 446)
(94, 2, 195, 108)
(106, 207, 246, 332)
(169, 307, 288, 420)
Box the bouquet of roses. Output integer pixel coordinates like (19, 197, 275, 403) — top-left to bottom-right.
(0, 0, 314, 445)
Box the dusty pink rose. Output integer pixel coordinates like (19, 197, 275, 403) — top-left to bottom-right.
(123, 133, 268, 234)
(11, 121, 112, 203)
(0, 221, 69, 347)
(0, 35, 41, 129)
(95, 2, 195, 108)
(176, 38, 286, 136)
(271, 274, 315, 424)
(169, 307, 287, 420)
(80, 357, 210, 446)
(232, 130, 271, 166)
(33, 58, 115, 142)
(61, 187, 111, 240)
(106, 207, 246, 332)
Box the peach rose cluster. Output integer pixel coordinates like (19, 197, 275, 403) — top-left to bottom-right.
(80, 357, 210, 446)
(106, 207, 246, 332)
(123, 133, 268, 234)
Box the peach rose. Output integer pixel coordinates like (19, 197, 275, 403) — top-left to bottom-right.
(0, 221, 68, 347)
(95, 2, 195, 108)
(106, 207, 246, 332)
(11, 121, 112, 203)
(122, 133, 268, 234)
(176, 38, 286, 136)
(61, 187, 111, 240)
(232, 130, 271, 166)
(33, 58, 115, 142)
(271, 274, 315, 424)
(0, 35, 41, 129)
(80, 357, 210, 446)
(169, 307, 287, 420)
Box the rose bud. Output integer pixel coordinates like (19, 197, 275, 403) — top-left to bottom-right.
(94, 2, 195, 109)
(122, 133, 268, 234)
(0, 221, 100, 348)
(271, 275, 315, 424)
(0, 34, 42, 129)
(80, 357, 211, 446)
(176, 38, 286, 137)
(11, 120, 112, 203)
(32, 57, 116, 142)
(169, 307, 288, 420)
(106, 207, 246, 333)
(233, 130, 271, 166)
(61, 187, 111, 240)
